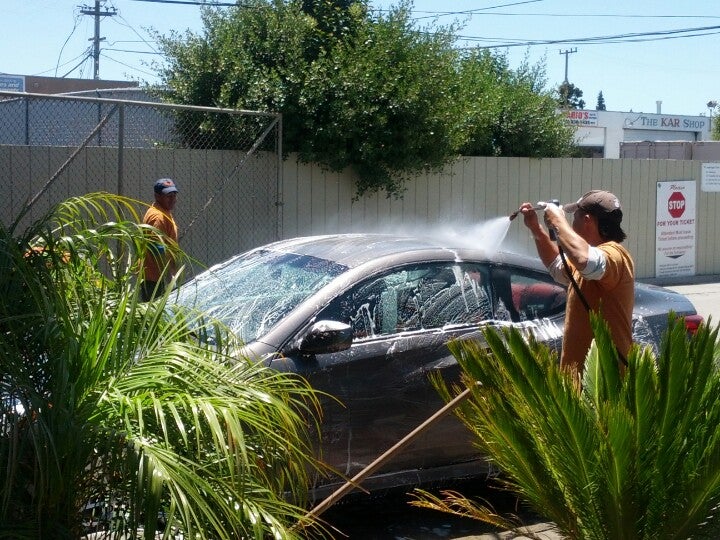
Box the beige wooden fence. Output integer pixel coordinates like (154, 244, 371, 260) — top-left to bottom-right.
(283, 156, 718, 281)
(2, 144, 718, 280)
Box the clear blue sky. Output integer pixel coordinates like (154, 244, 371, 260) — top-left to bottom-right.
(2, 0, 718, 117)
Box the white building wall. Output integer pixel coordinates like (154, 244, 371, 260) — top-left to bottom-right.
(565, 109, 710, 158)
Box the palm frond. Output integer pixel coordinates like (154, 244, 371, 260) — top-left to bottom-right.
(1, 193, 325, 539)
(418, 314, 720, 540)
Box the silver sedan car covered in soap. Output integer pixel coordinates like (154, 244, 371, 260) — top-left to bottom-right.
(174, 234, 700, 497)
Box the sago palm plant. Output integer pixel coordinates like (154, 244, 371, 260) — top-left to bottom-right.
(412, 313, 720, 540)
(0, 193, 324, 539)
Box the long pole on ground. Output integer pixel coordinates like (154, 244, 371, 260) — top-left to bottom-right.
(297, 384, 475, 527)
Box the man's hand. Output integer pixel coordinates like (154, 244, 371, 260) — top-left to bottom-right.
(520, 202, 553, 242)
(542, 202, 565, 235)
(518, 202, 541, 230)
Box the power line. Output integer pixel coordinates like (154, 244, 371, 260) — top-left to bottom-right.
(101, 52, 158, 78)
(411, 11, 720, 22)
(112, 12, 160, 54)
(60, 48, 94, 78)
(406, 0, 545, 20)
(52, 1, 720, 83)
(456, 24, 720, 49)
(129, 0, 238, 6)
(55, 11, 85, 77)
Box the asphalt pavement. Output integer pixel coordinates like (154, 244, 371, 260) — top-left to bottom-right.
(457, 276, 720, 540)
(663, 277, 720, 323)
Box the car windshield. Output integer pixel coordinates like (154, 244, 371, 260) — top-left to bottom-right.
(175, 249, 348, 342)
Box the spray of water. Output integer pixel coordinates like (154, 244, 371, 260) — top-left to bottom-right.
(340, 213, 519, 254)
(419, 217, 513, 253)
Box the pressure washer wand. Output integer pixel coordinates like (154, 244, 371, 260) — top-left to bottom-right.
(508, 199, 561, 239)
(508, 201, 549, 221)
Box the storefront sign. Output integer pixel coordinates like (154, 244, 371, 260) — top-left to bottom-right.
(625, 114, 707, 132)
(0, 75, 25, 92)
(564, 110, 598, 126)
(655, 180, 696, 278)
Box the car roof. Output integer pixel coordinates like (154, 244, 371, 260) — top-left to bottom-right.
(256, 233, 545, 272)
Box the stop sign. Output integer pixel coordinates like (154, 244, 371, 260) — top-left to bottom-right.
(668, 191, 686, 218)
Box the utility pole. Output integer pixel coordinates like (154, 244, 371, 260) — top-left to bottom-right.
(559, 48, 577, 83)
(79, 1, 117, 79)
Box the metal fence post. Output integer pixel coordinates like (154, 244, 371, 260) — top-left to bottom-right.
(117, 103, 124, 196)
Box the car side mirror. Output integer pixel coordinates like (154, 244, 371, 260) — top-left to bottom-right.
(297, 320, 353, 354)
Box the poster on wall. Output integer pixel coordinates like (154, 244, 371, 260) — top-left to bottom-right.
(655, 180, 696, 278)
(701, 162, 720, 192)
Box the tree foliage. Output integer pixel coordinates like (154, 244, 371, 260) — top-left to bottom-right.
(710, 100, 719, 140)
(457, 50, 575, 157)
(557, 81, 586, 110)
(155, 0, 575, 197)
(412, 314, 720, 539)
(0, 194, 325, 538)
(596, 90, 606, 111)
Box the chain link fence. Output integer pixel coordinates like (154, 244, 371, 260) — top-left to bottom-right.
(0, 89, 282, 273)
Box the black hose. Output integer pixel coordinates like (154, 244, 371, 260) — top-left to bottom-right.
(559, 245, 590, 312)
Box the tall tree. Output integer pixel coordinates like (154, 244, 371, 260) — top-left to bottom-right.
(156, 0, 575, 197)
(557, 81, 585, 109)
(457, 50, 574, 157)
(296, 2, 465, 196)
(596, 90, 606, 111)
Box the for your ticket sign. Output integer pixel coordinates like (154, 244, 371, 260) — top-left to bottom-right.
(655, 180, 696, 278)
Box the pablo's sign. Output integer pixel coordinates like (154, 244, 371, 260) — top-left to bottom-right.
(564, 110, 598, 126)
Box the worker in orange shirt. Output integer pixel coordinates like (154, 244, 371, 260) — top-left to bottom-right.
(517, 190, 634, 385)
(140, 178, 179, 302)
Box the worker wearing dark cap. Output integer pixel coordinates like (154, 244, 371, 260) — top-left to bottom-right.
(140, 178, 179, 302)
(518, 190, 635, 384)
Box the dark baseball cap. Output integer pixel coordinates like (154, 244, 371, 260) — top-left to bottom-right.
(563, 190, 621, 218)
(154, 178, 178, 194)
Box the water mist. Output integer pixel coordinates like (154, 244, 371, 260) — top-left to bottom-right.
(345, 214, 517, 254)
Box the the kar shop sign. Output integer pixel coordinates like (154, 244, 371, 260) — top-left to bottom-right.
(625, 114, 707, 132)
(655, 180, 696, 278)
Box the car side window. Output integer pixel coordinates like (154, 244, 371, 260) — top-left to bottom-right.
(495, 267, 567, 321)
(319, 263, 494, 340)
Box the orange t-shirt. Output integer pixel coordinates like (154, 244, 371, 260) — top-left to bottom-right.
(142, 203, 178, 283)
(561, 241, 635, 375)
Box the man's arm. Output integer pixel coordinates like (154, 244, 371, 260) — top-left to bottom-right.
(543, 204, 607, 281)
(542, 203, 590, 271)
(519, 202, 560, 267)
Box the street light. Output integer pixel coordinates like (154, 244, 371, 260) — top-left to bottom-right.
(708, 100, 718, 136)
